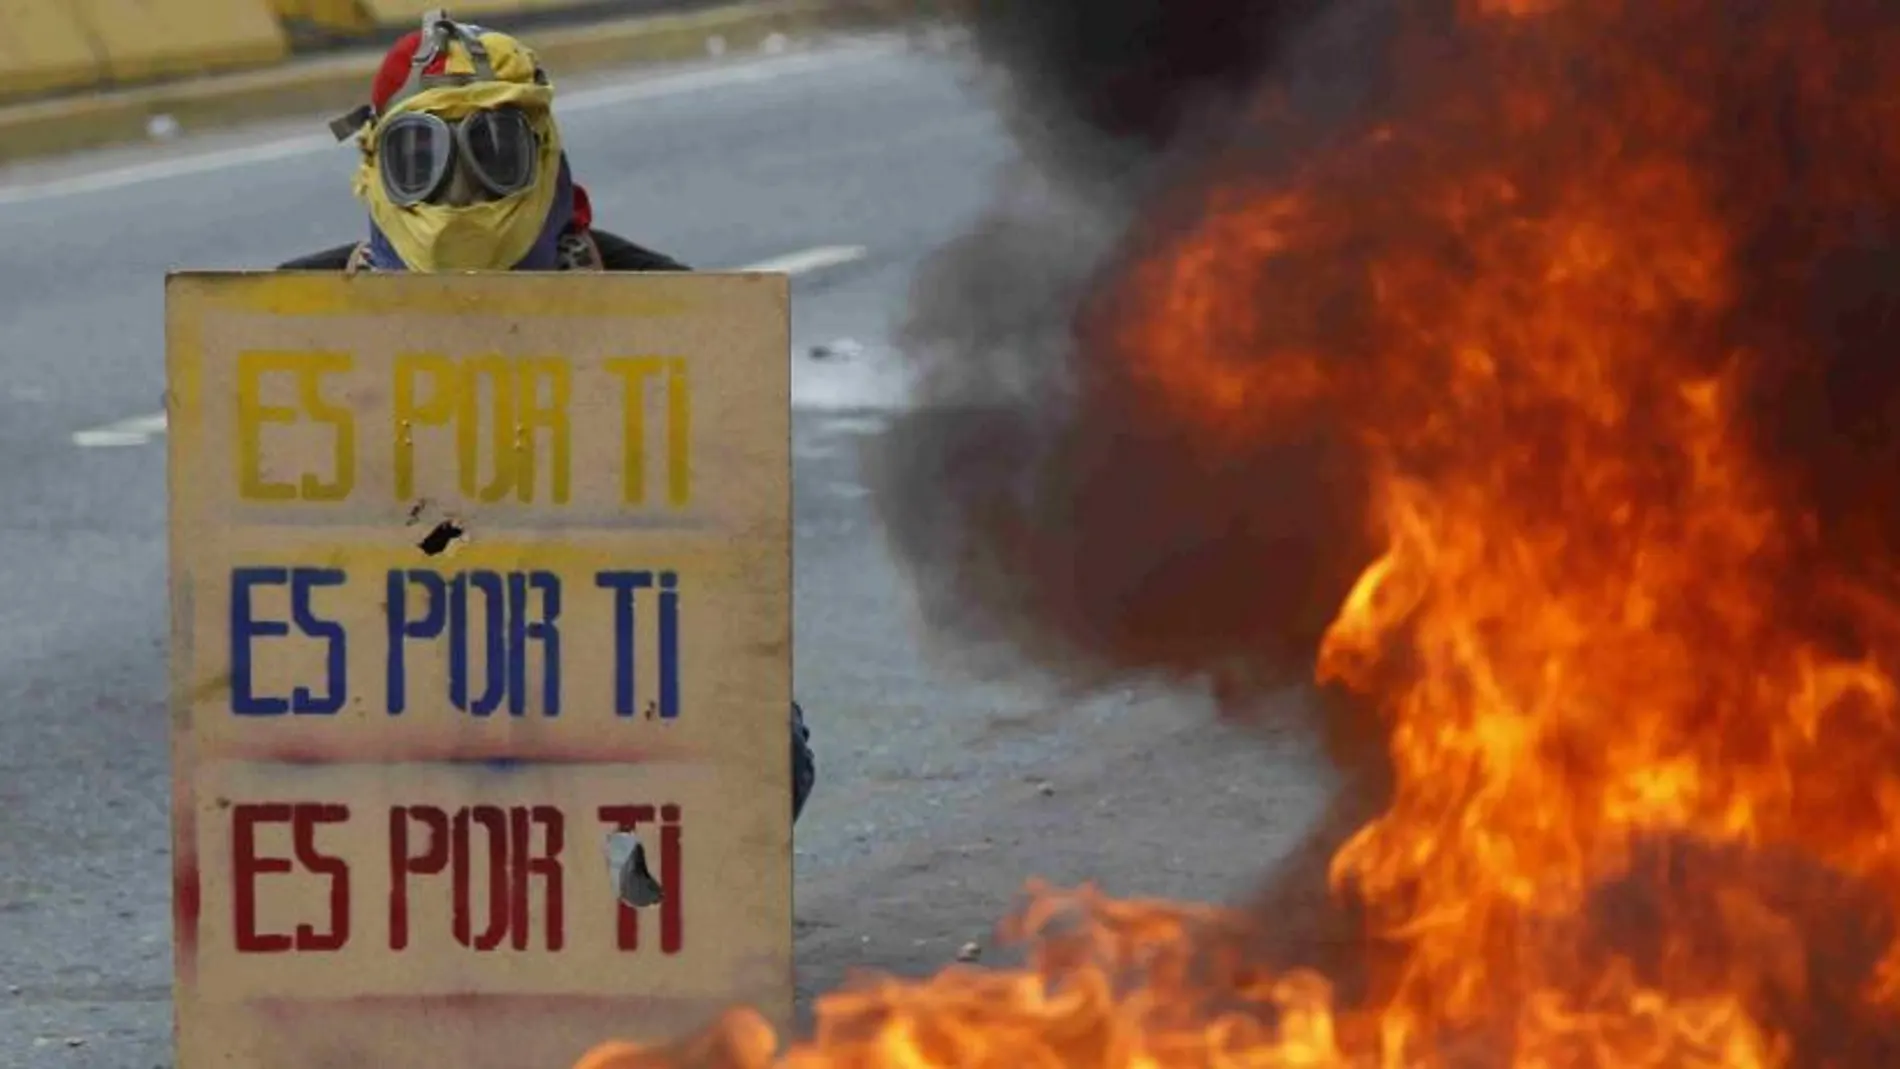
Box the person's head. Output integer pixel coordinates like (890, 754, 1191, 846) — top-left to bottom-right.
(331, 9, 580, 271)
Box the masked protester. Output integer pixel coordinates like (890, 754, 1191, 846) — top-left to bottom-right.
(281, 10, 816, 824)
(283, 9, 686, 274)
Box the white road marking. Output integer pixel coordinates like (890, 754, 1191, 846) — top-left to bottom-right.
(0, 136, 337, 205)
(819, 414, 895, 436)
(0, 41, 906, 208)
(71, 245, 876, 447)
(71, 412, 168, 448)
(741, 245, 867, 276)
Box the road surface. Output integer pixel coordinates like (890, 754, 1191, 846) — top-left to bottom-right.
(0, 31, 1329, 1068)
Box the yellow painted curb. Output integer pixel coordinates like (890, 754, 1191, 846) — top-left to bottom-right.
(0, 0, 926, 165)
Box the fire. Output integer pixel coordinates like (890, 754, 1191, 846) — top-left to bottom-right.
(578, 1, 1900, 1066)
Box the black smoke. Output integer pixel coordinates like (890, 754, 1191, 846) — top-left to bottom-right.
(942, 0, 1337, 174)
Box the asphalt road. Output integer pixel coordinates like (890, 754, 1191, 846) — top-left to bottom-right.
(0, 31, 1331, 1069)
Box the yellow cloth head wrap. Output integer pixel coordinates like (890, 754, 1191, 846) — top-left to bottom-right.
(352, 29, 564, 271)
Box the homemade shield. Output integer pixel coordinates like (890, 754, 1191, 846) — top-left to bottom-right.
(165, 271, 791, 1069)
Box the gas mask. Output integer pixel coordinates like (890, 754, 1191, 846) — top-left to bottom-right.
(335, 11, 565, 271)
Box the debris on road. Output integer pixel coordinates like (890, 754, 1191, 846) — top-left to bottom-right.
(809, 338, 866, 361)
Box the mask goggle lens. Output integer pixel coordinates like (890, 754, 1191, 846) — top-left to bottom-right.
(376, 107, 539, 206)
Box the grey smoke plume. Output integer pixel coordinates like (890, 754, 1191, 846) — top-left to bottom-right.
(868, 0, 1375, 697)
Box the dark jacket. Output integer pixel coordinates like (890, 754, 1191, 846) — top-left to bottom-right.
(276, 229, 691, 272)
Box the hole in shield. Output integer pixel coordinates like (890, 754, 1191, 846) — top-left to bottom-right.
(418, 519, 465, 556)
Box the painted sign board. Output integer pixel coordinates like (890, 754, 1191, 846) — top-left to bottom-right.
(165, 271, 792, 1069)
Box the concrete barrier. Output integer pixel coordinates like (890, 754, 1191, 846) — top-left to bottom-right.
(0, 0, 106, 97)
(332, 0, 725, 33)
(358, 0, 549, 21)
(0, 1, 673, 109)
(0, 0, 929, 164)
(266, 0, 374, 36)
(2, 0, 847, 108)
(76, 0, 289, 83)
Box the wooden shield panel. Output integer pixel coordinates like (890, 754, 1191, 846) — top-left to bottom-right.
(165, 271, 791, 1069)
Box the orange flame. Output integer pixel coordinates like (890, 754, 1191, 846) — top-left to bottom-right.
(577, 1, 1900, 1065)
